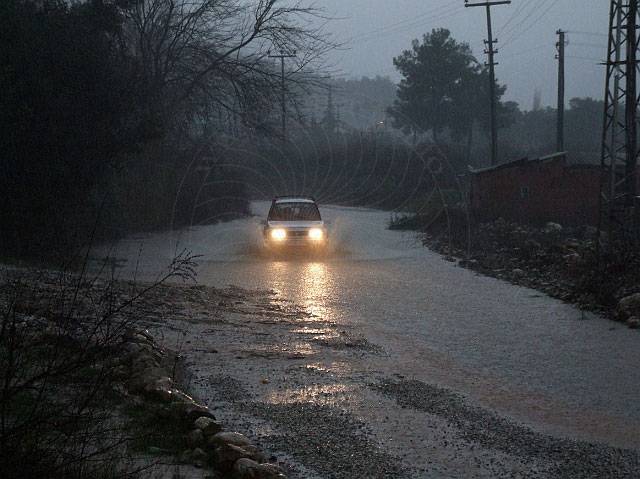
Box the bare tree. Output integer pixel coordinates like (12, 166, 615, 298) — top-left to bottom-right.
(120, 0, 335, 134)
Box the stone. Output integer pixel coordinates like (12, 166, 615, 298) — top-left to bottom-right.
(212, 443, 255, 472)
(256, 464, 287, 479)
(132, 332, 152, 343)
(138, 328, 154, 341)
(627, 317, 640, 329)
(209, 431, 251, 448)
(194, 416, 213, 429)
(179, 449, 193, 464)
(617, 293, 640, 320)
(459, 259, 478, 268)
(131, 360, 164, 376)
(191, 447, 208, 462)
(112, 365, 128, 379)
(186, 428, 205, 447)
(194, 416, 223, 436)
(147, 446, 162, 455)
(511, 268, 525, 278)
(241, 444, 266, 464)
(544, 222, 563, 233)
(126, 373, 153, 393)
(143, 376, 174, 401)
(233, 458, 261, 478)
(124, 341, 150, 356)
(563, 252, 581, 270)
(232, 458, 286, 479)
(176, 401, 216, 422)
(581, 225, 598, 239)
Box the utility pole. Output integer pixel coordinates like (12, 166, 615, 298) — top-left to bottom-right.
(556, 29, 567, 152)
(324, 83, 336, 135)
(268, 49, 297, 142)
(600, 0, 640, 242)
(465, 0, 511, 167)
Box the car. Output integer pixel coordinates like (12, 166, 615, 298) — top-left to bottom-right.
(263, 196, 327, 250)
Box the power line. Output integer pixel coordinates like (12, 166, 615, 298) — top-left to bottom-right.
(497, 0, 530, 37)
(565, 30, 608, 38)
(500, 43, 551, 59)
(571, 41, 606, 49)
(501, 0, 559, 49)
(349, 5, 466, 45)
(499, 0, 551, 41)
(348, 4, 457, 42)
(566, 55, 602, 62)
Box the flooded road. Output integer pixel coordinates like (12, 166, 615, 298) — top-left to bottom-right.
(101, 202, 640, 476)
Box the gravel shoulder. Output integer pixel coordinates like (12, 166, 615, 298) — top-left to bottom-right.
(137, 281, 640, 479)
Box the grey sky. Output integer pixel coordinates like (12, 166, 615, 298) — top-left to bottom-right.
(320, 0, 608, 110)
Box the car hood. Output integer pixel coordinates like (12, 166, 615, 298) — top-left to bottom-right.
(267, 220, 324, 228)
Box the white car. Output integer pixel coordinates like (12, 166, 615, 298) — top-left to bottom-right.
(263, 196, 327, 249)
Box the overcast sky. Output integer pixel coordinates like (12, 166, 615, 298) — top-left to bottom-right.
(319, 0, 608, 110)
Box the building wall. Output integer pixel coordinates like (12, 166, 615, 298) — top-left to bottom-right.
(470, 157, 601, 226)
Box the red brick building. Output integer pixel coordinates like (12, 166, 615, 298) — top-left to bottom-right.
(469, 153, 602, 226)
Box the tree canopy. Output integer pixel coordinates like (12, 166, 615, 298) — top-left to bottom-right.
(387, 28, 512, 144)
(0, 0, 332, 258)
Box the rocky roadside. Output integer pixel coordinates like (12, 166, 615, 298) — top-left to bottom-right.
(0, 269, 285, 479)
(120, 327, 286, 479)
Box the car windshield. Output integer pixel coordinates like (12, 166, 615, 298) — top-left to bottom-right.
(268, 202, 321, 221)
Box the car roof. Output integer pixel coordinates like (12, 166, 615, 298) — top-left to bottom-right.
(273, 196, 316, 204)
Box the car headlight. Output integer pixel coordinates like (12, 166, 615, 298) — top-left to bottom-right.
(308, 228, 324, 241)
(270, 228, 287, 241)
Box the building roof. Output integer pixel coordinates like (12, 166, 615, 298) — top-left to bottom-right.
(469, 151, 569, 175)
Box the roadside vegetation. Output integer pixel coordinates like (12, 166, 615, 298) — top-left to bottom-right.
(0, 0, 332, 262)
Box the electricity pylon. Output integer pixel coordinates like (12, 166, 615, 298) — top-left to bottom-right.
(599, 0, 640, 241)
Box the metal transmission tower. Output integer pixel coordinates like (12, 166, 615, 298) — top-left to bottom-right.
(268, 49, 297, 142)
(465, 0, 511, 166)
(600, 0, 640, 239)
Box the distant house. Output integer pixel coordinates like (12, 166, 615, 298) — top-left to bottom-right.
(469, 153, 602, 226)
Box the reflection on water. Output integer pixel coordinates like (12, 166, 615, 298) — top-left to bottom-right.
(266, 383, 352, 405)
(267, 260, 338, 324)
(290, 327, 333, 335)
